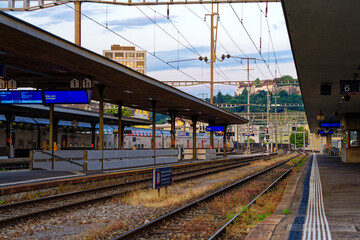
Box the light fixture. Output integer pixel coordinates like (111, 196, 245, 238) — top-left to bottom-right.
(123, 90, 133, 94)
(317, 112, 324, 120)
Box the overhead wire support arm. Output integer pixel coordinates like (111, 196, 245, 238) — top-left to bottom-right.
(1, 0, 280, 11)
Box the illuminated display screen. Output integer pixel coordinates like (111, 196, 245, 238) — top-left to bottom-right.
(0, 91, 43, 104)
(320, 122, 341, 128)
(318, 130, 333, 134)
(44, 91, 66, 104)
(44, 90, 90, 104)
(206, 126, 224, 131)
(66, 90, 89, 104)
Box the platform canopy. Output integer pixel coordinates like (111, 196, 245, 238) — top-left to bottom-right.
(0, 12, 247, 126)
(283, 0, 360, 132)
(0, 104, 151, 126)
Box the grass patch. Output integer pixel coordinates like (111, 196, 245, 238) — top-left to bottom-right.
(121, 153, 299, 208)
(224, 166, 295, 239)
(283, 209, 291, 215)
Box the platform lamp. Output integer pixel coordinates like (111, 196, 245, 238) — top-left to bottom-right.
(317, 112, 325, 121)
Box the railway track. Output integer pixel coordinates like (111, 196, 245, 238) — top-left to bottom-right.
(0, 153, 280, 227)
(110, 153, 306, 240)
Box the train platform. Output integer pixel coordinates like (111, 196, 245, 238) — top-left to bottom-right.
(0, 152, 269, 191)
(246, 153, 360, 240)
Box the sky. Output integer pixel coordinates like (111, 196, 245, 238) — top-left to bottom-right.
(5, 2, 297, 97)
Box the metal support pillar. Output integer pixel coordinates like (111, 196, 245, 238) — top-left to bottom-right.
(223, 124, 228, 157)
(303, 124, 306, 151)
(326, 134, 332, 155)
(49, 104, 54, 170)
(117, 101, 123, 150)
(90, 122, 96, 149)
(209, 120, 215, 149)
(274, 96, 278, 152)
(152, 101, 157, 164)
(74, 1, 81, 45)
(37, 125, 41, 150)
(170, 110, 177, 149)
(54, 117, 59, 149)
(98, 85, 105, 169)
(191, 116, 198, 159)
(5, 113, 14, 158)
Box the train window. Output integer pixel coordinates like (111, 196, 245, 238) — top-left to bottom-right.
(141, 144, 144, 148)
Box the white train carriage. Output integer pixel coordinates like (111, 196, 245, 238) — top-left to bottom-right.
(121, 127, 234, 151)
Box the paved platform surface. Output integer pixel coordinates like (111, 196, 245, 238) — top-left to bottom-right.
(0, 152, 269, 188)
(247, 153, 360, 240)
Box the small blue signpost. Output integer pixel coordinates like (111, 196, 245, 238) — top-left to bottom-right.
(153, 167, 172, 196)
(242, 133, 254, 137)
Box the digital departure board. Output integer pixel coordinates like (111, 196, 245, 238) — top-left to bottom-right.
(44, 91, 66, 104)
(66, 90, 90, 104)
(0, 90, 91, 104)
(206, 126, 224, 131)
(44, 90, 91, 104)
(0, 91, 43, 104)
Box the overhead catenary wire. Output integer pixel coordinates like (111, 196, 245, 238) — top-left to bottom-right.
(62, 3, 204, 85)
(197, 4, 272, 80)
(257, 3, 282, 77)
(138, 4, 224, 94)
(144, 4, 201, 56)
(228, 2, 275, 79)
(135, 5, 200, 56)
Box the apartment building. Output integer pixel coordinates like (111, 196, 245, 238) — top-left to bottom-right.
(103, 44, 146, 74)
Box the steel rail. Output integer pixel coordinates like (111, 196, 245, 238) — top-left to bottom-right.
(208, 153, 309, 239)
(111, 153, 300, 240)
(0, 153, 276, 226)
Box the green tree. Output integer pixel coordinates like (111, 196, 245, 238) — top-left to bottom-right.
(280, 75, 294, 81)
(105, 105, 131, 117)
(290, 127, 308, 148)
(244, 138, 255, 143)
(254, 78, 262, 87)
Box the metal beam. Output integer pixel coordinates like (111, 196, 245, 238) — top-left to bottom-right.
(162, 80, 299, 87)
(0, 0, 279, 11)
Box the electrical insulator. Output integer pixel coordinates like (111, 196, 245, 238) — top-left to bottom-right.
(204, 57, 208, 63)
(226, 54, 231, 58)
(199, 56, 203, 61)
(221, 54, 225, 60)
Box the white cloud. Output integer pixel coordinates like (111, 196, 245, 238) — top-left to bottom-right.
(6, 2, 296, 97)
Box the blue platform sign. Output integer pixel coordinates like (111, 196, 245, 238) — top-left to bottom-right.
(206, 126, 224, 131)
(152, 167, 172, 189)
(320, 122, 341, 128)
(318, 130, 333, 135)
(243, 133, 255, 136)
